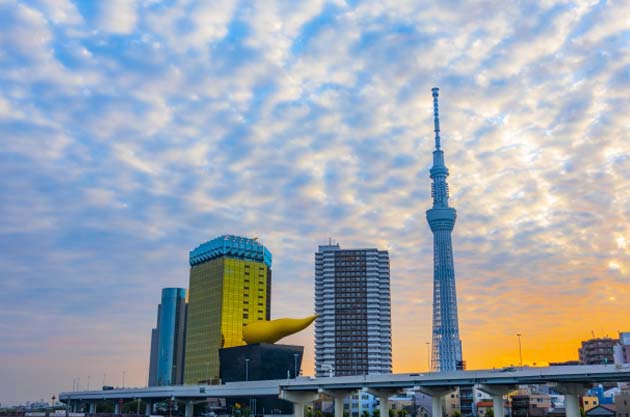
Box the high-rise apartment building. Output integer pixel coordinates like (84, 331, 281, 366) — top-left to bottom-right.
(183, 235, 272, 384)
(148, 288, 187, 386)
(426, 87, 464, 372)
(314, 243, 392, 377)
(579, 337, 616, 365)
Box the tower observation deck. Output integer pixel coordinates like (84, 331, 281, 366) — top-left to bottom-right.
(426, 87, 463, 372)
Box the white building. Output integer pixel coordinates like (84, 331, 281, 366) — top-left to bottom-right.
(314, 243, 392, 377)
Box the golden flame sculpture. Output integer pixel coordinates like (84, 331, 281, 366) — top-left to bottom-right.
(243, 315, 317, 344)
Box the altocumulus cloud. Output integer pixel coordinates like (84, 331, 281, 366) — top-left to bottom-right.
(0, 0, 628, 404)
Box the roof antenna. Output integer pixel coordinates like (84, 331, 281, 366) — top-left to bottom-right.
(432, 87, 441, 150)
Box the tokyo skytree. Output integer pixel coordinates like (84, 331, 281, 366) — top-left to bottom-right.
(426, 87, 464, 372)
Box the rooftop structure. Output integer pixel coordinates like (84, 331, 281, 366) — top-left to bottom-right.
(189, 235, 272, 267)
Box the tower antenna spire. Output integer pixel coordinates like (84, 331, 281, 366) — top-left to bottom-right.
(432, 87, 441, 150)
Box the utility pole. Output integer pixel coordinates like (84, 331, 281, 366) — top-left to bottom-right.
(516, 333, 523, 368)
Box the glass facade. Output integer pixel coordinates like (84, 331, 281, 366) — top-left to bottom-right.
(148, 288, 187, 386)
(156, 288, 187, 386)
(184, 235, 272, 384)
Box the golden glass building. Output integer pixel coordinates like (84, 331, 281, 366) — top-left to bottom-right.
(183, 235, 272, 384)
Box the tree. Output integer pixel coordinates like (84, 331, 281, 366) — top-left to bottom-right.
(452, 411, 461, 417)
(362, 410, 370, 417)
(373, 410, 381, 417)
(96, 401, 114, 414)
(486, 409, 494, 417)
(122, 399, 147, 414)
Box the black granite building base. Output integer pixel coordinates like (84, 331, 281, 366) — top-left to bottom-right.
(219, 344, 304, 415)
(219, 343, 304, 382)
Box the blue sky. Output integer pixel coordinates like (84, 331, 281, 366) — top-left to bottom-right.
(0, 0, 629, 405)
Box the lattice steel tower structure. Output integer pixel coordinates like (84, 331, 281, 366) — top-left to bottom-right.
(426, 87, 463, 372)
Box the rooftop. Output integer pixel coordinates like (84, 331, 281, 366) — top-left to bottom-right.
(189, 235, 272, 267)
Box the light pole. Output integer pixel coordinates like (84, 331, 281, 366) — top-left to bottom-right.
(87, 375, 90, 391)
(245, 358, 250, 381)
(293, 353, 299, 378)
(426, 342, 431, 371)
(122, 370, 126, 388)
(516, 333, 523, 369)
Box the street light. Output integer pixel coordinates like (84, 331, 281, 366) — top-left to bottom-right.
(293, 353, 299, 378)
(516, 333, 523, 369)
(245, 358, 250, 381)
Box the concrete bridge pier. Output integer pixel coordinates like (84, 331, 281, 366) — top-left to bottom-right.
(418, 387, 456, 417)
(554, 383, 589, 417)
(114, 401, 121, 414)
(320, 390, 355, 417)
(88, 400, 96, 414)
(367, 388, 402, 417)
(184, 400, 194, 417)
(280, 390, 320, 417)
(145, 400, 152, 416)
(478, 385, 516, 417)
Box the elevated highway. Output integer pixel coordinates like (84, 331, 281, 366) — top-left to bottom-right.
(60, 365, 630, 417)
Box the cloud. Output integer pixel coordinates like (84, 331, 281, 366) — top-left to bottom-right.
(0, 0, 629, 405)
(96, 0, 138, 34)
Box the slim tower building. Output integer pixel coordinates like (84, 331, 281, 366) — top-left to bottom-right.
(314, 243, 392, 377)
(183, 235, 272, 384)
(426, 87, 464, 372)
(148, 287, 187, 386)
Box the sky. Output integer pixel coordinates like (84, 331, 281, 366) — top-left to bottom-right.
(0, 0, 629, 406)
